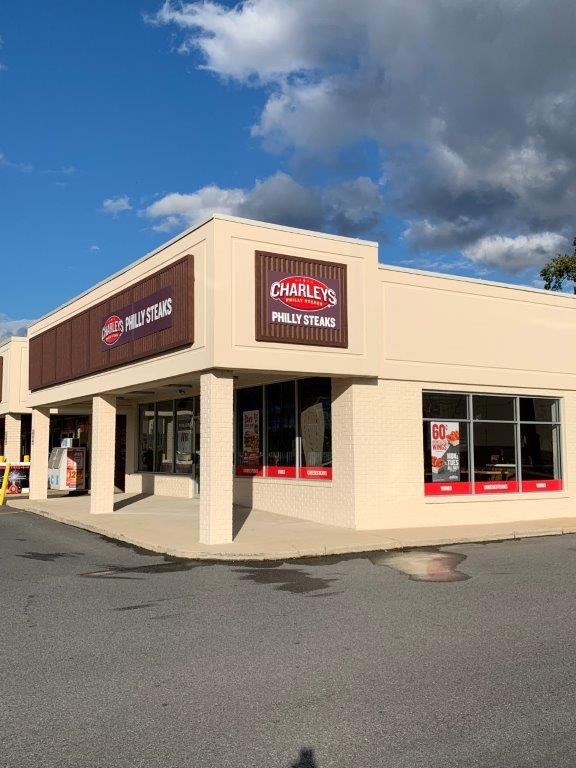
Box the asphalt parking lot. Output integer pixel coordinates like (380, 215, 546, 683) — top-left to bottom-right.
(2, 508, 576, 768)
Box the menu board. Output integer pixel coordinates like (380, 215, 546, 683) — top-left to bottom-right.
(430, 421, 461, 482)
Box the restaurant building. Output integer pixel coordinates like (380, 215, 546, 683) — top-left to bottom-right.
(17, 215, 576, 543)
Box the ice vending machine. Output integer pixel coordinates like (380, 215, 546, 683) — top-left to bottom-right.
(48, 446, 87, 491)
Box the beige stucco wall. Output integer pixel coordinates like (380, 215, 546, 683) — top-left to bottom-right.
(355, 378, 576, 530)
(379, 265, 576, 389)
(213, 217, 379, 377)
(0, 337, 30, 416)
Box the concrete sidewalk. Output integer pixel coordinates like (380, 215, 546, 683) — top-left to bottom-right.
(6, 492, 576, 560)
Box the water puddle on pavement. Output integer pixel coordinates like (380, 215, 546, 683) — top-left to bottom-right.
(368, 548, 470, 582)
(81, 558, 205, 579)
(232, 566, 338, 595)
(19, 551, 79, 562)
(79, 537, 469, 587)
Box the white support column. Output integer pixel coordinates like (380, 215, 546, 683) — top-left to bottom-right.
(199, 370, 234, 545)
(90, 395, 117, 514)
(29, 408, 50, 500)
(4, 413, 22, 462)
(125, 405, 138, 476)
(332, 377, 382, 529)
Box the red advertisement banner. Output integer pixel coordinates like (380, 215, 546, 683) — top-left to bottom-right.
(266, 466, 297, 478)
(235, 466, 264, 477)
(474, 480, 519, 494)
(299, 467, 332, 480)
(425, 481, 471, 496)
(521, 479, 562, 492)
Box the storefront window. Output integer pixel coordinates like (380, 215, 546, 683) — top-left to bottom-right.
(138, 399, 197, 476)
(175, 398, 196, 475)
(298, 378, 332, 480)
(423, 391, 562, 496)
(472, 395, 515, 422)
(138, 405, 155, 472)
(423, 392, 467, 420)
(236, 387, 263, 476)
(473, 422, 517, 493)
(266, 381, 296, 477)
(519, 397, 559, 423)
(155, 401, 174, 473)
(520, 424, 562, 490)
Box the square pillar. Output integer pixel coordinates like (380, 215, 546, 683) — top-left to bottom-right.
(331, 377, 382, 529)
(29, 408, 50, 500)
(199, 371, 234, 544)
(4, 413, 22, 462)
(125, 405, 138, 476)
(90, 395, 117, 514)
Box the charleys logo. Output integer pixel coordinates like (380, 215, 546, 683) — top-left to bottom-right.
(100, 287, 173, 350)
(269, 276, 337, 312)
(102, 315, 123, 346)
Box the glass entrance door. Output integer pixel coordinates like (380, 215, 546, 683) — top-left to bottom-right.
(175, 396, 200, 495)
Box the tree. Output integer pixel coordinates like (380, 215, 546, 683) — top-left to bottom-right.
(540, 237, 576, 294)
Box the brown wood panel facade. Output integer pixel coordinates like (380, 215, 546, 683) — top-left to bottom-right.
(255, 251, 348, 348)
(29, 255, 194, 391)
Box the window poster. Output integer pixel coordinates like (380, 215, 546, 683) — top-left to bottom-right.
(241, 409, 261, 474)
(300, 401, 332, 479)
(430, 421, 461, 482)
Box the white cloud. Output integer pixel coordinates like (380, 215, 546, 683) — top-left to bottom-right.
(89, 244, 100, 252)
(0, 314, 32, 341)
(142, 171, 385, 237)
(463, 233, 568, 273)
(101, 195, 132, 215)
(152, 0, 576, 264)
(0, 152, 33, 173)
(42, 165, 76, 176)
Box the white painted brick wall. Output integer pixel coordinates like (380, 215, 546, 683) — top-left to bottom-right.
(199, 371, 234, 544)
(3, 413, 21, 462)
(29, 408, 49, 500)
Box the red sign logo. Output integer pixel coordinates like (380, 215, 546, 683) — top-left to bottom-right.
(270, 275, 337, 312)
(101, 314, 124, 346)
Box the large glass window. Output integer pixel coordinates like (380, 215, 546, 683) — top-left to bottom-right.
(298, 378, 332, 480)
(236, 386, 264, 476)
(520, 424, 562, 490)
(423, 392, 562, 495)
(138, 405, 155, 472)
(155, 401, 174, 474)
(138, 398, 198, 477)
(234, 378, 332, 480)
(266, 382, 296, 477)
(175, 398, 196, 475)
(473, 422, 517, 492)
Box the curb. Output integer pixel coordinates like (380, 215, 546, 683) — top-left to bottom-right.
(9, 502, 576, 562)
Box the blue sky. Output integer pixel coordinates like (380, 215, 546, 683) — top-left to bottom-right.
(1, 0, 574, 333)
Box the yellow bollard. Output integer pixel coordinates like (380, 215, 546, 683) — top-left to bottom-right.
(0, 463, 11, 506)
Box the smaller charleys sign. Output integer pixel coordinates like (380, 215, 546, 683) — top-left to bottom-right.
(268, 272, 341, 330)
(101, 286, 173, 349)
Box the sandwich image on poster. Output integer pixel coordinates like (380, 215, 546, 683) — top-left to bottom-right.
(430, 421, 460, 482)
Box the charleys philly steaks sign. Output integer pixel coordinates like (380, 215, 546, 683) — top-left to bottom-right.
(101, 286, 173, 349)
(267, 272, 341, 330)
(256, 251, 348, 347)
